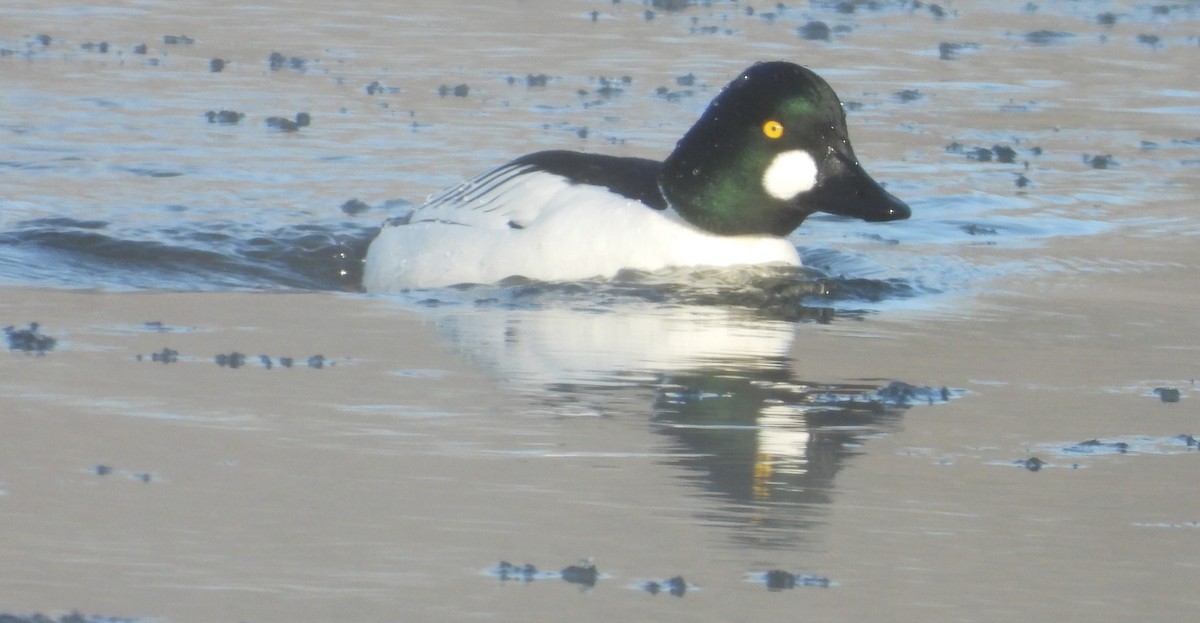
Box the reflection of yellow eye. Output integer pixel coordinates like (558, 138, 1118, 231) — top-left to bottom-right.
(762, 120, 784, 139)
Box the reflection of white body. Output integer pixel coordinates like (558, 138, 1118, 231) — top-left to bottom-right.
(416, 303, 794, 386)
(402, 298, 820, 494)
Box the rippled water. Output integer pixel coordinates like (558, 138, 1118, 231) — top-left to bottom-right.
(6, 0, 1193, 310)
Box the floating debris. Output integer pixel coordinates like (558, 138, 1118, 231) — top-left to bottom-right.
(204, 110, 244, 124)
(149, 347, 178, 363)
(215, 352, 246, 369)
(962, 223, 999, 236)
(1064, 439, 1130, 455)
(1025, 30, 1074, 46)
(893, 89, 922, 103)
(798, 21, 831, 41)
(265, 113, 311, 132)
(560, 560, 599, 587)
(438, 84, 470, 97)
(1084, 154, 1116, 169)
(489, 559, 604, 587)
(209, 58, 226, 72)
(494, 561, 543, 582)
(268, 51, 307, 71)
(87, 465, 154, 483)
(1019, 457, 1046, 472)
(938, 41, 980, 60)
(1153, 386, 1181, 403)
(340, 198, 372, 216)
(5, 322, 56, 354)
(754, 570, 832, 591)
(1136, 33, 1162, 48)
(636, 575, 690, 596)
(872, 381, 954, 407)
(365, 80, 399, 95)
(945, 142, 1023, 164)
(162, 35, 195, 45)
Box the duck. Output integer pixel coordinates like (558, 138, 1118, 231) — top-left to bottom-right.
(362, 61, 910, 291)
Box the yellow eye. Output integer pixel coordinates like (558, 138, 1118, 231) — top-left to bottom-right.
(762, 120, 784, 139)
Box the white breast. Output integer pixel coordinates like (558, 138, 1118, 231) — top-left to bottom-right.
(362, 168, 800, 291)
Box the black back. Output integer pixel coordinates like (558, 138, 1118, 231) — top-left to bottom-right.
(513, 150, 668, 210)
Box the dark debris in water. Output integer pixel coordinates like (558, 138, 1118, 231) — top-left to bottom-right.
(1022, 435, 1200, 465)
(638, 575, 689, 597)
(945, 142, 1024, 164)
(340, 198, 372, 216)
(139, 347, 178, 363)
(265, 113, 311, 132)
(438, 84, 470, 98)
(1084, 154, 1116, 169)
(5, 322, 56, 354)
(798, 21, 831, 41)
(204, 110, 244, 124)
(1009, 457, 1082, 471)
(865, 381, 955, 408)
(961, 223, 998, 236)
(560, 561, 600, 587)
(134, 348, 330, 369)
(214, 351, 330, 369)
(268, 51, 307, 71)
(1065, 439, 1130, 455)
(1153, 386, 1181, 403)
(939, 41, 980, 60)
(758, 570, 832, 591)
(1019, 457, 1046, 472)
(1024, 30, 1075, 46)
(491, 560, 601, 587)
(365, 80, 399, 95)
(214, 352, 245, 368)
(89, 464, 152, 482)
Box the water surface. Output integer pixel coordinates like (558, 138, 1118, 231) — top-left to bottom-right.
(2, 1, 1198, 621)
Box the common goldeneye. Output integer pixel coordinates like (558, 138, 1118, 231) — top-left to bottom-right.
(363, 61, 910, 291)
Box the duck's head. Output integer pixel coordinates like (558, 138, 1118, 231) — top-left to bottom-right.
(660, 61, 911, 236)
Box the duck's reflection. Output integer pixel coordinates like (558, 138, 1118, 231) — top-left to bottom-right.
(404, 296, 944, 546)
(653, 369, 924, 547)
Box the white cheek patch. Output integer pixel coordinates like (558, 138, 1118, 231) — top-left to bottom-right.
(762, 150, 818, 201)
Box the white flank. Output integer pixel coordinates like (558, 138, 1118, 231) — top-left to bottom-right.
(363, 168, 801, 291)
(761, 150, 818, 201)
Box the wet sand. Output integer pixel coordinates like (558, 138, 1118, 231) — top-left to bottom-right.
(3, 1, 1199, 621)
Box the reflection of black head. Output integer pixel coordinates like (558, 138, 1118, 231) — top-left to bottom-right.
(653, 372, 918, 547)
